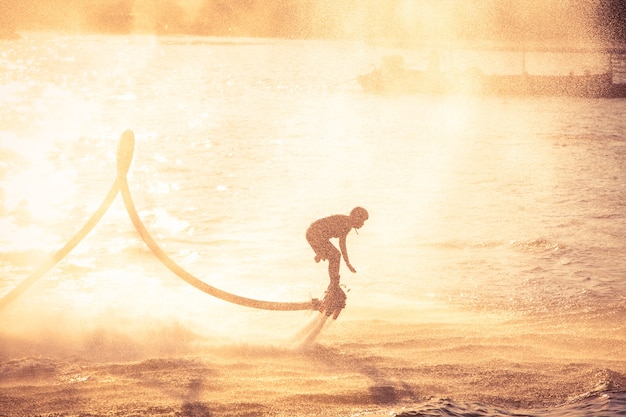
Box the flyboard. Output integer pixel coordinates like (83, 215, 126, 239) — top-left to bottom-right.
(313, 284, 347, 320)
(0, 130, 347, 332)
(295, 285, 347, 346)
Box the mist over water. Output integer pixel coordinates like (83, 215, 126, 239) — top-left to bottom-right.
(0, 34, 625, 416)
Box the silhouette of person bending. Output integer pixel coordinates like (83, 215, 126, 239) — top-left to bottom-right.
(306, 207, 368, 318)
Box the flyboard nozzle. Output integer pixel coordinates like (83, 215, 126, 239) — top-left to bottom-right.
(116, 129, 135, 178)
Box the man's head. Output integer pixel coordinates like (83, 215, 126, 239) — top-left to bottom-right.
(349, 206, 369, 229)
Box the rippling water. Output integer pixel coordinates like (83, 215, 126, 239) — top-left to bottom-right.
(0, 34, 625, 417)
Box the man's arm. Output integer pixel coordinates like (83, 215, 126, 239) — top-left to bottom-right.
(339, 235, 356, 273)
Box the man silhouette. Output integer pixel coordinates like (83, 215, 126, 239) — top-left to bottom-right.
(306, 207, 368, 318)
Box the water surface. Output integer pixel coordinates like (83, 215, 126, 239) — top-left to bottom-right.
(1, 34, 625, 417)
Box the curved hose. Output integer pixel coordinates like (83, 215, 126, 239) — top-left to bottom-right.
(1, 130, 317, 313)
(117, 131, 315, 311)
(0, 132, 134, 311)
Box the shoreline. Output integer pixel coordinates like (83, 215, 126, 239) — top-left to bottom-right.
(2, 312, 624, 417)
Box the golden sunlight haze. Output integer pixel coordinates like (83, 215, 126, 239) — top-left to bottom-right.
(2, 0, 625, 44)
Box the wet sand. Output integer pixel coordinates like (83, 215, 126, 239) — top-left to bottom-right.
(2, 307, 625, 417)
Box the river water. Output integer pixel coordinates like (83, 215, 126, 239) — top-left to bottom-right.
(0, 33, 625, 417)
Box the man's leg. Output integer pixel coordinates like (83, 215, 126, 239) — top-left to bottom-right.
(327, 246, 341, 285)
(307, 234, 328, 264)
(325, 248, 346, 319)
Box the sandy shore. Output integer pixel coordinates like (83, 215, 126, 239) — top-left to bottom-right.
(1, 308, 625, 417)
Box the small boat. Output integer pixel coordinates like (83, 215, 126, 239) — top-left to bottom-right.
(358, 52, 626, 98)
